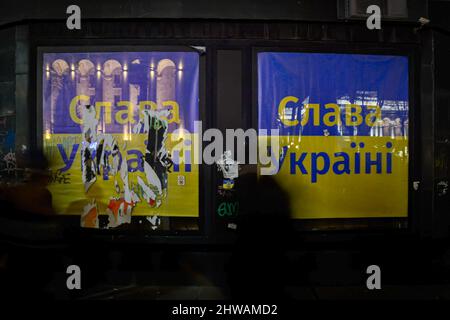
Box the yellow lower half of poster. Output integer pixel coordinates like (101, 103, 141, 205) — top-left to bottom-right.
(262, 136, 408, 219)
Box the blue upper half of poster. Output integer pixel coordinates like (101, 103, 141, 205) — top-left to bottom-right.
(43, 51, 199, 134)
(258, 52, 409, 136)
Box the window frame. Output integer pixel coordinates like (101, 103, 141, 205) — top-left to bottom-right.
(36, 45, 211, 240)
(252, 44, 419, 233)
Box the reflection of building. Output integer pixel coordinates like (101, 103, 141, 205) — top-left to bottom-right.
(46, 57, 182, 133)
(102, 59, 123, 104)
(156, 59, 176, 108)
(77, 59, 95, 98)
(102, 59, 123, 133)
(77, 59, 96, 124)
(2, 2, 449, 296)
(48, 59, 69, 134)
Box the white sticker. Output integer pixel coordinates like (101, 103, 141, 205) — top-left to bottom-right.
(177, 175, 186, 186)
(217, 150, 239, 179)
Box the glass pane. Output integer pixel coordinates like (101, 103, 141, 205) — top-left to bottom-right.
(42, 51, 200, 230)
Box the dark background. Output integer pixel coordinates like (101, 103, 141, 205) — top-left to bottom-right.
(0, 0, 449, 300)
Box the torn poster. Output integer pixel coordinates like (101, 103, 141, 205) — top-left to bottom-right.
(42, 51, 200, 225)
(216, 150, 239, 190)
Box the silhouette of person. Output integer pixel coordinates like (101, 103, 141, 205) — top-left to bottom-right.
(227, 173, 293, 300)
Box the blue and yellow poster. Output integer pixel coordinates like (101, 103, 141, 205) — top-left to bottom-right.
(42, 52, 199, 228)
(258, 52, 409, 219)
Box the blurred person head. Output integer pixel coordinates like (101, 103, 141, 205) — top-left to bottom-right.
(1, 148, 54, 216)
